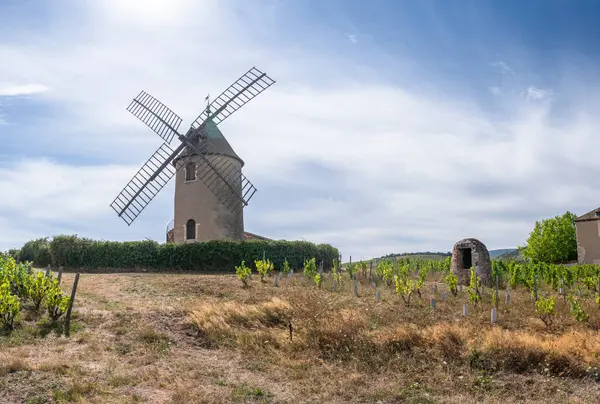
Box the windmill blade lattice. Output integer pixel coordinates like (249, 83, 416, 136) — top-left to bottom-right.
(191, 67, 275, 129)
(181, 143, 258, 213)
(127, 91, 183, 144)
(110, 143, 177, 225)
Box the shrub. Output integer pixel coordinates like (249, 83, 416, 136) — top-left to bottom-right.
(445, 270, 458, 297)
(255, 258, 274, 282)
(303, 258, 317, 281)
(535, 296, 555, 327)
(346, 262, 356, 280)
(468, 267, 481, 304)
(375, 259, 394, 285)
(281, 258, 291, 274)
(395, 264, 415, 306)
(314, 273, 322, 288)
(568, 296, 589, 322)
(235, 261, 251, 288)
(0, 281, 20, 330)
(332, 259, 342, 286)
(415, 267, 428, 298)
(44, 281, 71, 321)
(28, 272, 52, 310)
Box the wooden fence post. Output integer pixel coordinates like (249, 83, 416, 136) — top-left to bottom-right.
(64, 273, 80, 337)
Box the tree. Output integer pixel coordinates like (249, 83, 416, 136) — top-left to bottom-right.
(521, 211, 577, 264)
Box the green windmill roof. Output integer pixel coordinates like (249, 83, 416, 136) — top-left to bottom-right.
(175, 118, 243, 166)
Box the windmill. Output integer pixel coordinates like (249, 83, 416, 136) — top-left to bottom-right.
(110, 67, 275, 242)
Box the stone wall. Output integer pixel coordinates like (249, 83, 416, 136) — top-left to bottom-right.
(451, 238, 492, 285)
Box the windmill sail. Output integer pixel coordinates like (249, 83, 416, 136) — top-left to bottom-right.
(127, 91, 183, 144)
(190, 67, 275, 129)
(110, 143, 177, 225)
(188, 146, 257, 213)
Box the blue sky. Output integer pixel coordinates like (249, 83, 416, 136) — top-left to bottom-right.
(1, 0, 600, 259)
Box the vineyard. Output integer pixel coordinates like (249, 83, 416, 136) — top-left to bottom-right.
(2, 252, 600, 402)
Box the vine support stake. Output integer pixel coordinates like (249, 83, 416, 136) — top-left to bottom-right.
(57, 266, 64, 285)
(495, 274, 499, 309)
(64, 273, 80, 337)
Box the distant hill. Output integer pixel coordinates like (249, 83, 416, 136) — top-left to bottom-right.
(496, 249, 524, 261)
(488, 248, 517, 259)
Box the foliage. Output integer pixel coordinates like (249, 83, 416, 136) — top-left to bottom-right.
(415, 267, 428, 298)
(281, 258, 291, 274)
(28, 272, 52, 310)
(303, 258, 317, 281)
(568, 296, 589, 322)
(0, 280, 20, 330)
(535, 296, 555, 327)
(0, 255, 33, 299)
(314, 273, 322, 288)
(46, 235, 338, 272)
(332, 259, 342, 286)
(255, 258, 274, 282)
(17, 237, 52, 267)
(444, 270, 458, 297)
(235, 261, 252, 288)
(468, 267, 481, 304)
(346, 262, 356, 280)
(375, 259, 394, 285)
(44, 281, 71, 321)
(394, 264, 415, 306)
(521, 211, 577, 264)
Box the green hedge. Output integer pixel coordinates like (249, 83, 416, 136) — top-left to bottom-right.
(16, 237, 52, 267)
(45, 235, 339, 272)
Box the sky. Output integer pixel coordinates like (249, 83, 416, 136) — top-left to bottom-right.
(2, 0, 600, 260)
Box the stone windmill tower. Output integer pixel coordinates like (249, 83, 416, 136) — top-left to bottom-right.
(170, 115, 245, 242)
(109, 67, 275, 243)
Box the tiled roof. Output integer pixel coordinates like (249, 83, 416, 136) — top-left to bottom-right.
(575, 207, 600, 222)
(243, 231, 271, 241)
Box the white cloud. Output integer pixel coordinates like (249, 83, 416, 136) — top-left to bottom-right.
(491, 61, 515, 75)
(345, 33, 358, 44)
(1, 1, 600, 259)
(0, 84, 49, 96)
(524, 86, 553, 101)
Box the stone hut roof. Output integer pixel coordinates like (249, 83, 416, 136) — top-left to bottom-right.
(575, 207, 600, 222)
(173, 118, 243, 166)
(452, 238, 488, 251)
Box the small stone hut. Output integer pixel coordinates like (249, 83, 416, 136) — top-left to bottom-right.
(451, 238, 492, 285)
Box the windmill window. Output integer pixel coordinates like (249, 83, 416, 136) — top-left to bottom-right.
(186, 219, 196, 240)
(185, 162, 196, 182)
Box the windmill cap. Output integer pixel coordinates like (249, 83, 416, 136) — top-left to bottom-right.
(173, 118, 244, 166)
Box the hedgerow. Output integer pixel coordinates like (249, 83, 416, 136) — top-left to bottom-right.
(45, 235, 339, 272)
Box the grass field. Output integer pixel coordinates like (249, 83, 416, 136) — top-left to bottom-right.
(2, 271, 600, 403)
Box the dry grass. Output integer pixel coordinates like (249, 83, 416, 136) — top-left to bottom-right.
(1, 271, 600, 403)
